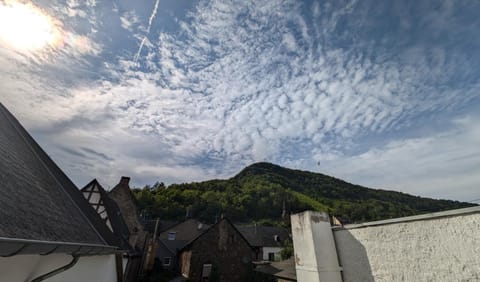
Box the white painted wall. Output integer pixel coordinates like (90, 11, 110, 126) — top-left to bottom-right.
(291, 211, 342, 282)
(334, 207, 480, 282)
(0, 254, 118, 282)
(262, 247, 283, 261)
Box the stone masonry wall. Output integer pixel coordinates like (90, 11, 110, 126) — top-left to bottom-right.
(182, 220, 252, 282)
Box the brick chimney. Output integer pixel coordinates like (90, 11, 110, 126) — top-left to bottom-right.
(120, 176, 130, 186)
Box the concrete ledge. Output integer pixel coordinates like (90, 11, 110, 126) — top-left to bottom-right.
(335, 205, 480, 230)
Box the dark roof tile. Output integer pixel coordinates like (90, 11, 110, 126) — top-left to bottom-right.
(0, 103, 119, 253)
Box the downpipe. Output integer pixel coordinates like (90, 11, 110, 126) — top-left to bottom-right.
(30, 255, 80, 282)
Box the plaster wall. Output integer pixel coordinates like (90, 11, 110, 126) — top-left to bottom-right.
(262, 247, 282, 261)
(291, 211, 342, 282)
(334, 209, 480, 282)
(0, 254, 118, 282)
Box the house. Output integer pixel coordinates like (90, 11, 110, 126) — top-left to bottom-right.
(178, 218, 253, 282)
(156, 218, 210, 271)
(0, 103, 126, 281)
(143, 219, 179, 235)
(237, 225, 290, 261)
(81, 179, 145, 282)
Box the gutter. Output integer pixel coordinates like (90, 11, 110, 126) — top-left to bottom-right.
(0, 237, 121, 257)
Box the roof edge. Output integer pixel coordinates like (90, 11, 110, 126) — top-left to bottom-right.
(0, 237, 122, 257)
(336, 205, 480, 230)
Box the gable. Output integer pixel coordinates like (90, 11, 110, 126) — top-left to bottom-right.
(182, 218, 252, 252)
(81, 179, 132, 251)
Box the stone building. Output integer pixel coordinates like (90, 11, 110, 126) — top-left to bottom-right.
(157, 219, 210, 271)
(179, 218, 253, 281)
(109, 176, 149, 250)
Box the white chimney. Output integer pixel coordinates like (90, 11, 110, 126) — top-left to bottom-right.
(291, 211, 342, 282)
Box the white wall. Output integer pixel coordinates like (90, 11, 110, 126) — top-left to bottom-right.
(333, 207, 480, 282)
(262, 247, 282, 261)
(291, 211, 342, 282)
(0, 254, 118, 282)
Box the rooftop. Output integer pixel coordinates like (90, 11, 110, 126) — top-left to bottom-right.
(0, 103, 119, 255)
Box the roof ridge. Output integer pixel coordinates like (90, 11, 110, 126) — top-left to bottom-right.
(180, 217, 253, 252)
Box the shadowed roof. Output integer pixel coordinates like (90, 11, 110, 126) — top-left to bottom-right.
(0, 103, 119, 255)
(158, 218, 210, 252)
(254, 258, 296, 281)
(236, 225, 290, 247)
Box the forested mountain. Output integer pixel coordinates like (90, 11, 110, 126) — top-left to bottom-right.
(133, 162, 474, 224)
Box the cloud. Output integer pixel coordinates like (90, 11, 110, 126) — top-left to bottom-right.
(81, 147, 115, 161)
(321, 115, 480, 201)
(134, 0, 160, 62)
(1, 0, 479, 200)
(120, 11, 139, 31)
(126, 0, 478, 166)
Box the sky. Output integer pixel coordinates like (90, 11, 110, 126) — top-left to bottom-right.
(0, 0, 479, 202)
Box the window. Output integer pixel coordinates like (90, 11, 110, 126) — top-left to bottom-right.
(202, 264, 212, 278)
(268, 252, 275, 261)
(168, 231, 176, 240)
(163, 257, 171, 266)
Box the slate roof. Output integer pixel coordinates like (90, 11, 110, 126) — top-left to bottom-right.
(254, 258, 296, 281)
(236, 225, 290, 247)
(159, 219, 210, 241)
(143, 219, 179, 234)
(0, 103, 119, 255)
(158, 239, 190, 255)
(158, 219, 210, 252)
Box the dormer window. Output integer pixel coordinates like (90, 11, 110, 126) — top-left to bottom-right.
(168, 232, 176, 240)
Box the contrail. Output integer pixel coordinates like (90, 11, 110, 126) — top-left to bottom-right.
(134, 0, 160, 63)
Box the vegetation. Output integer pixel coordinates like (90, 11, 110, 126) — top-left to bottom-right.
(133, 162, 475, 224)
(280, 239, 294, 260)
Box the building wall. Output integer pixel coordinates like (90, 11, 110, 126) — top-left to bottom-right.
(109, 178, 148, 249)
(156, 241, 176, 271)
(179, 220, 253, 282)
(262, 247, 283, 261)
(333, 207, 480, 282)
(291, 211, 342, 282)
(0, 254, 118, 282)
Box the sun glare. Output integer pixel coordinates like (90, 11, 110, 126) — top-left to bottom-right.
(0, 1, 62, 52)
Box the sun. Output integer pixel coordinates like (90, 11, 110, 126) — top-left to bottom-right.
(0, 1, 62, 52)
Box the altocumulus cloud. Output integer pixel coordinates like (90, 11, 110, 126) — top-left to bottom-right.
(1, 0, 479, 200)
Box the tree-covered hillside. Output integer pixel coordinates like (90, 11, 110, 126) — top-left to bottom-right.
(133, 162, 475, 224)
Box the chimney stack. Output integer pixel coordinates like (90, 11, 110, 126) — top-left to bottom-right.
(120, 176, 130, 186)
(291, 211, 342, 282)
